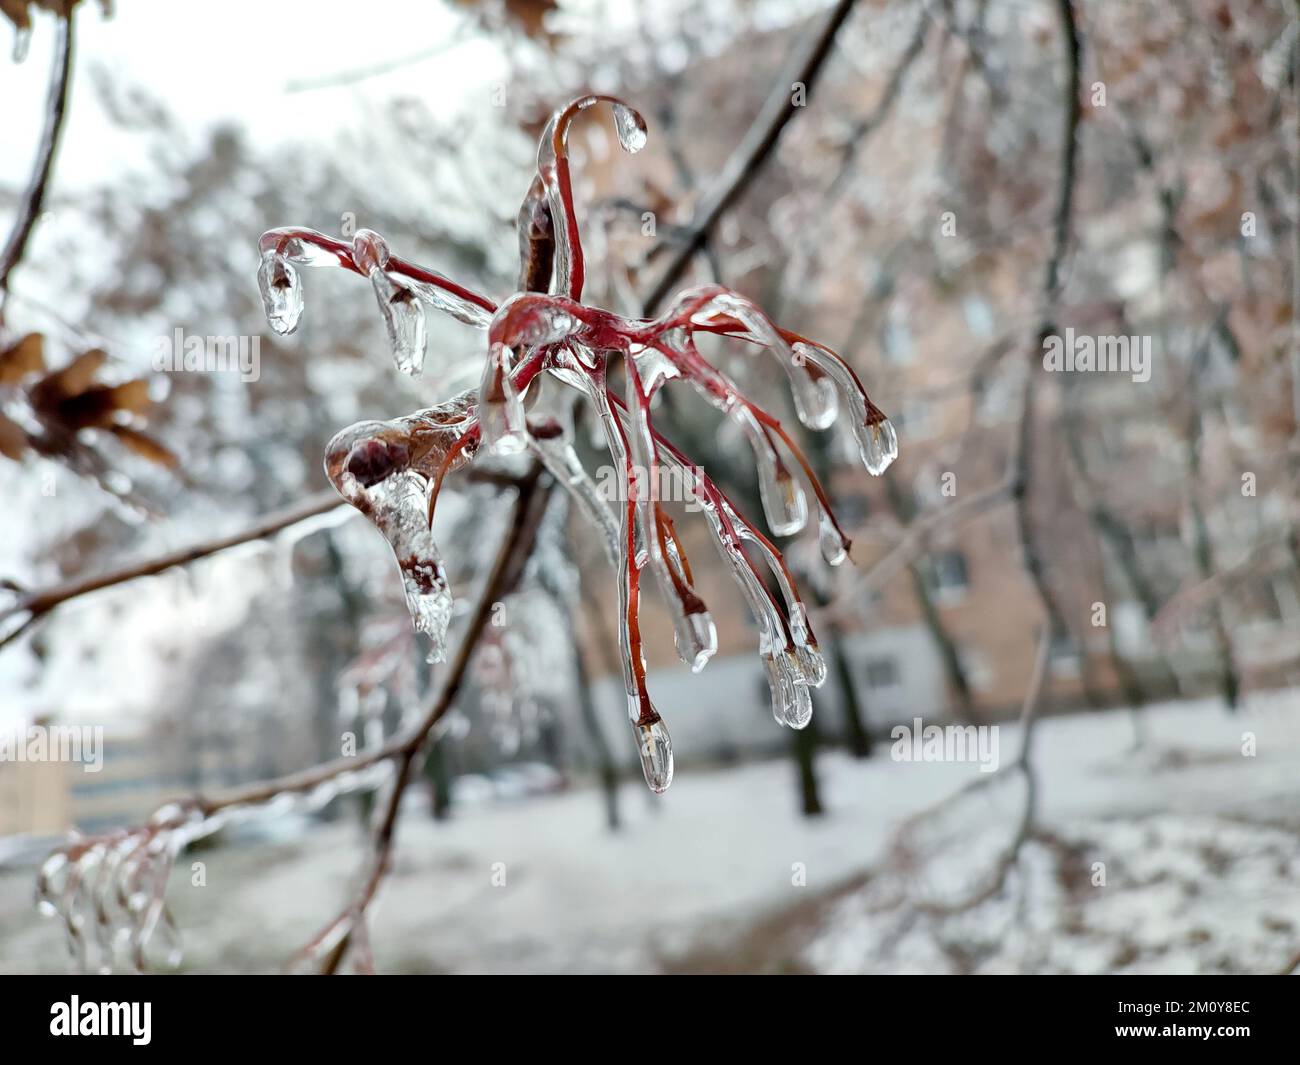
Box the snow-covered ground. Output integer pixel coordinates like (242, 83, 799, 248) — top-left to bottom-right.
(2, 691, 1298, 974)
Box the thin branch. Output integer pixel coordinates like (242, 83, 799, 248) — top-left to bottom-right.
(0, 467, 531, 652)
(283, 24, 472, 93)
(1010, 0, 1084, 658)
(0, 11, 75, 317)
(0, 490, 345, 648)
(641, 0, 859, 314)
(890, 0, 1087, 922)
(830, 475, 1015, 611)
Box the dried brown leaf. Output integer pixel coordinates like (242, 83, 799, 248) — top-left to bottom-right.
(29, 347, 107, 411)
(107, 425, 177, 468)
(0, 332, 44, 384)
(0, 412, 27, 460)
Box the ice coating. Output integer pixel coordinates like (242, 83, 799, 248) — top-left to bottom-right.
(370, 269, 428, 377)
(250, 93, 898, 792)
(636, 718, 674, 793)
(477, 342, 528, 454)
(324, 393, 479, 662)
(257, 248, 303, 335)
(36, 762, 393, 972)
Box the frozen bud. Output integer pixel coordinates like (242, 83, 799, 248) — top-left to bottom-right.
(258, 249, 303, 335)
(344, 439, 409, 488)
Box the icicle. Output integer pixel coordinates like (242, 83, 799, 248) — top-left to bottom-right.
(257, 248, 303, 335)
(736, 409, 807, 535)
(761, 645, 814, 729)
(477, 342, 528, 453)
(353, 229, 427, 375)
(370, 270, 427, 377)
(635, 718, 674, 793)
(790, 344, 841, 428)
(324, 394, 478, 662)
(818, 511, 848, 566)
(658, 520, 718, 672)
(859, 417, 899, 476)
(35, 850, 68, 917)
(795, 343, 899, 475)
(619, 352, 718, 674)
(611, 103, 648, 153)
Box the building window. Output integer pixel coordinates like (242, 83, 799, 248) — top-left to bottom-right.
(925, 550, 969, 603)
(1049, 630, 1081, 678)
(864, 657, 900, 690)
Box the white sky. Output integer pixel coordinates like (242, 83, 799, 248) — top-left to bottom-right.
(0, 1, 509, 191)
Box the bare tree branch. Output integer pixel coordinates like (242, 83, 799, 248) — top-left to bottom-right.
(641, 0, 859, 314)
(0, 11, 75, 317)
(0, 490, 345, 649)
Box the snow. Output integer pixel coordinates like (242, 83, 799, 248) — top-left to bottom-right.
(1, 690, 1297, 973)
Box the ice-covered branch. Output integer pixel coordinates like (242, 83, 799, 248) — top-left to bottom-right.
(0, 8, 74, 320)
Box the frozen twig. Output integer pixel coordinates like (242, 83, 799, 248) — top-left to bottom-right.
(0, 489, 345, 650)
(0, 10, 74, 321)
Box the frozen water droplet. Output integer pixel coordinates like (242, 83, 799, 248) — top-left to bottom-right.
(12, 25, 31, 63)
(635, 719, 673, 793)
(792, 342, 900, 475)
(762, 650, 813, 728)
(857, 417, 898, 476)
(369, 269, 427, 377)
(612, 103, 648, 153)
(325, 402, 475, 663)
(674, 610, 717, 673)
(257, 250, 303, 335)
(351, 228, 390, 274)
(786, 683, 813, 729)
(478, 342, 528, 453)
(790, 346, 840, 430)
(818, 513, 847, 566)
(795, 643, 828, 688)
(35, 850, 68, 915)
(758, 464, 807, 537)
